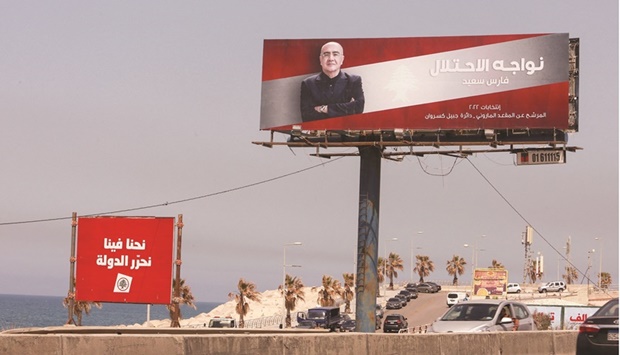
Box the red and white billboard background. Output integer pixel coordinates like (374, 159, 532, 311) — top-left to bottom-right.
(260, 34, 569, 132)
(75, 216, 174, 304)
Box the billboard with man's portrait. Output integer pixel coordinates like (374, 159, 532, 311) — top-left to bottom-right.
(260, 34, 574, 133)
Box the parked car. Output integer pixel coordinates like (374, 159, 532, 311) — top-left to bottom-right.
(394, 293, 408, 306)
(340, 315, 356, 332)
(446, 292, 467, 307)
(426, 281, 442, 291)
(415, 282, 438, 293)
(383, 314, 409, 333)
(576, 298, 619, 355)
(538, 281, 566, 293)
(386, 297, 403, 309)
(507, 283, 522, 293)
(427, 299, 534, 333)
(376, 304, 384, 319)
(398, 289, 415, 301)
(404, 284, 419, 298)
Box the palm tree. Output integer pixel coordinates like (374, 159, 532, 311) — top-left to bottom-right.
(280, 274, 305, 328)
(446, 255, 467, 285)
(228, 278, 261, 328)
(62, 297, 102, 326)
(386, 252, 404, 290)
(563, 265, 578, 284)
(490, 259, 505, 269)
(317, 275, 342, 307)
(167, 278, 197, 327)
(377, 257, 386, 284)
(414, 255, 435, 282)
(342, 273, 355, 314)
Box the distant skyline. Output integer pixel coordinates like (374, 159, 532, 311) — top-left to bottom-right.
(0, 1, 617, 302)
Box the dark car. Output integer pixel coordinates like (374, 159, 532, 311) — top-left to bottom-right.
(416, 282, 438, 293)
(383, 314, 408, 333)
(394, 293, 408, 306)
(576, 298, 619, 355)
(398, 290, 414, 301)
(386, 297, 402, 309)
(405, 284, 420, 298)
(426, 281, 442, 291)
(376, 304, 384, 319)
(340, 315, 356, 332)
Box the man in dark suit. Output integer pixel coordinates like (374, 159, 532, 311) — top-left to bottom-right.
(300, 42, 365, 122)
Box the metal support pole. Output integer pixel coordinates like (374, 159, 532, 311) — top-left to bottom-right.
(355, 146, 381, 333)
(66, 212, 77, 325)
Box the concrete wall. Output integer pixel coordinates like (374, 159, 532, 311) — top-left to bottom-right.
(0, 331, 578, 355)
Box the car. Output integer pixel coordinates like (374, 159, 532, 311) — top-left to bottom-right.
(340, 315, 356, 332)
(426, 281, 442, 291)
(394, 293, 408, 306)
(383, 314, 409, 333)
(538, 281, 566, 293)
(576, 298, 619, 355)
(404, 284, 419, 298)
(446, 292, 467, 307)
(507, 283, 522, 293)
(386, 297, 402, 309)
(427, 299, 535, 333)
(375, 304, 384, 319)
(415, 282, 438, 293)
(398, 289, 415, 301)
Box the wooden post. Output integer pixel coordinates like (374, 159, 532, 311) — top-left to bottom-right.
(171, 214, 184, 327)
(66, 212, 77, 325)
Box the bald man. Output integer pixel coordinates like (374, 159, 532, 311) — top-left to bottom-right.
(300, 42, 365, 122)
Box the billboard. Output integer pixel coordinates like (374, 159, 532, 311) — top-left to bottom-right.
(473, 268, 508, 297)
(260, 34, 573, 133)
(75, 216, 175, 304)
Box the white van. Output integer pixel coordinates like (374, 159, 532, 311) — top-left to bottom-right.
(446, 292, 467, 307)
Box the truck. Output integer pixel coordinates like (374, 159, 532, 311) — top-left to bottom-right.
(208, 316, 237, 328)
(297, 306, 343, 331)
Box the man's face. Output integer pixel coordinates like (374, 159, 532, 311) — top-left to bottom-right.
(319, 42, 344, 77)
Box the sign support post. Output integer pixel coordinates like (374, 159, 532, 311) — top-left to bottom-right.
(355, 146, 382, 333)
(66, 212, 77, 325)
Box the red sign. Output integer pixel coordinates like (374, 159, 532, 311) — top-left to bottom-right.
(75, 216, 174, 304)
(260, 34, 571, 132)
(473, 268, 508, 297)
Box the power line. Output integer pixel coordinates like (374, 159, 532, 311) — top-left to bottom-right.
(465, 157, 600, 288)
(0, 156, 345, 227)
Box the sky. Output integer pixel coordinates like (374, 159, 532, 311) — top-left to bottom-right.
(0, 1, 618, 303)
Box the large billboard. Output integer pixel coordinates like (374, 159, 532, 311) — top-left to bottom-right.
(260, 34, 573, 133)
(75, 216, 174, 304)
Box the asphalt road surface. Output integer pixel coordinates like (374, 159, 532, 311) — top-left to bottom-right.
(378, 291, 448, 333)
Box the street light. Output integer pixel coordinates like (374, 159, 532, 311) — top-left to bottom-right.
(464, 243, 475, 284)
(383, 237, 398, 296)
(282, 242, 302, 327)
(411, 231, 423, 282)
(595, 237, 602, 289)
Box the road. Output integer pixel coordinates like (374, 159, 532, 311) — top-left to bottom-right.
(377, 291, 448, 333)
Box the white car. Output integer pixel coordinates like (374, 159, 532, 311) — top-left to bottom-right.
(507, 283, 522, 293)
(538, 281, 566, 293)
(427, 299, 534, 333)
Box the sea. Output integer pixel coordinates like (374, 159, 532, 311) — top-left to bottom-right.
(0, 294, 220, 330)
